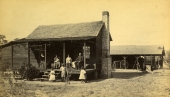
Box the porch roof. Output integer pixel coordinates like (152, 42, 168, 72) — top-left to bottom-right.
(26, 21, 104, 40)
(110, 45, 165, 56)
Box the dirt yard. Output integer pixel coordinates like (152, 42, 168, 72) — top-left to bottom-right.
(0, 63, 170, 97)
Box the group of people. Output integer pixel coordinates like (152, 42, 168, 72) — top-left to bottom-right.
(49, 64, 68, 82)
(49, 64, 86, 83)
(52, 53, 84, 70)
(49, 53, 86, 83)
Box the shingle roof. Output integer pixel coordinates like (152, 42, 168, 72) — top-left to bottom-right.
(26, 21, 104, 40)
(110, 45, 164, 55)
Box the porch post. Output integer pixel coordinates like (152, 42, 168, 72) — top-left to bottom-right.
(63, 42, 65, 65)
(27, 43, 30, 65)
(84, 41, 86, 68)
(136, 56, 139, 70)
(11, 44, 13, 69)
(122, 56, 127, 69)
(158, 56, 160, 69)
(45, 43, 46, 69)
(143, 56, 145, 70)
(151, 55, 152, 71)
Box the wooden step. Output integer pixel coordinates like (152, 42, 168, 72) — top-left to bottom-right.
(42, 75, 49, 78)
(44, 72, 49, 75)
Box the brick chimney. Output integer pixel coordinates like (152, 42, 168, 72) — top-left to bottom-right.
(101, 11, 112, 78)
(102, 11, 110, 57)
(102, 11, 109, 32)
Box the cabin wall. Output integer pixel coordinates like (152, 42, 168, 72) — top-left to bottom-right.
(0, 46, 12, 69)
(0, 43, 37, 69)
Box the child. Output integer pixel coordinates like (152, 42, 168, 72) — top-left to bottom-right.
(79, 66, 86, 83)
(60, 64, 66, 82)
(49, 68, 55, 82)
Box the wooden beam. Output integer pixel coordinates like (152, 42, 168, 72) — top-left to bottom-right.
(45, 43, 46, 69)
(143, 56, 145, 70)
(11, 44, 13, 69)
(122, 56, 127, 69)
(28, 43, 30, 65)
(158, 56, 159, 69)
(63, 42, 65, 65)
(136, 56, 139, 70)
(151, 55, 152, 68)
(84, 42, 86, 68)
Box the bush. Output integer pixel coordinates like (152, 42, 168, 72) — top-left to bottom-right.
(18, 63, 40, 80)
(0, 62, 10, 72)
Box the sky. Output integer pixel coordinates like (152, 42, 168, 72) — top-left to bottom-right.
(0, 0, 170, 50)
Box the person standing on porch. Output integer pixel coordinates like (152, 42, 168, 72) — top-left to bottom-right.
(54, 55, 60, 69)
(75, 53, 83, 70)
(66, 55, 72, 68)
(79, 66, 86, 83)
(60, 64, 66, 82)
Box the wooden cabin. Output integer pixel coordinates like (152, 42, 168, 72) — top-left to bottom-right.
(110, 45, 165, 70)
(0, 11, 113, 78)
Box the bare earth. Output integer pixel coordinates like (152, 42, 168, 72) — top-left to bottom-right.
(0, 64, 170, 97)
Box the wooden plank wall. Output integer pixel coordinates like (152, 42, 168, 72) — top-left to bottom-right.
(1, 46, 12, 68)
(0, 43, 38, 69)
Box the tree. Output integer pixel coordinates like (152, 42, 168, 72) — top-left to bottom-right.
(165, 50, 170, 62)
(0, 34, 8, 44)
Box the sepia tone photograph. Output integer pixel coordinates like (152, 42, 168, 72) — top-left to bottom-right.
(0, 0, 170, 97)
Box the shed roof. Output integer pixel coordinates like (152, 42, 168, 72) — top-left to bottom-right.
(26, 21, 106, 40)
(110, 45, 165, 55)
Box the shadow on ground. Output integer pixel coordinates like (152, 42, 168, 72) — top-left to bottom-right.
(111, 71, 148, 79)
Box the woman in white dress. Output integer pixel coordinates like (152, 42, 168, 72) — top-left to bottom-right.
(60, 64, 66, 82)
(49, 68, 55, 82)
(79, 67, 86, 83)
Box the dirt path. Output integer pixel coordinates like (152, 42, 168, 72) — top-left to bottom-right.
(0, 64, 170, 97)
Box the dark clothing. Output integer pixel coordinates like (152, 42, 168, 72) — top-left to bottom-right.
(76, 56, 83, 62)
(75, 56, 83, 69)
(138, 58, 144, 70)
(159, 59, 163, 69)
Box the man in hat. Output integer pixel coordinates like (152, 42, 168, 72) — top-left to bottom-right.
(75, 53, 83, 70)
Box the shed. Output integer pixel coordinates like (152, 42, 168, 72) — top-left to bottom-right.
(110, 45, 165, 70)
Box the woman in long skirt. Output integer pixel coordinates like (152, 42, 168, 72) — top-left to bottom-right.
(49, 68, 55, 82)
(79, 67, 86, 83)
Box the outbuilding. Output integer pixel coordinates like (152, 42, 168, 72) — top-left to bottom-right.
(110, 45, 165, 71)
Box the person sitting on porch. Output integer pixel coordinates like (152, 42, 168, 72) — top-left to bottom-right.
(75, 53, 83, 70)
(71, 61, 76, 69)
(66, 55, 72, 68)
(60, 64, 66, 82)
(49, 68, 55, 82)
(54, 55, 60, 69)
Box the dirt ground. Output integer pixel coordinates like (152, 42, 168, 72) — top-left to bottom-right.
(0, 63, 170, 97)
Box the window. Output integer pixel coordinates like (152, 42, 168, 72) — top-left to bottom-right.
(83, 46, 90, 59)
